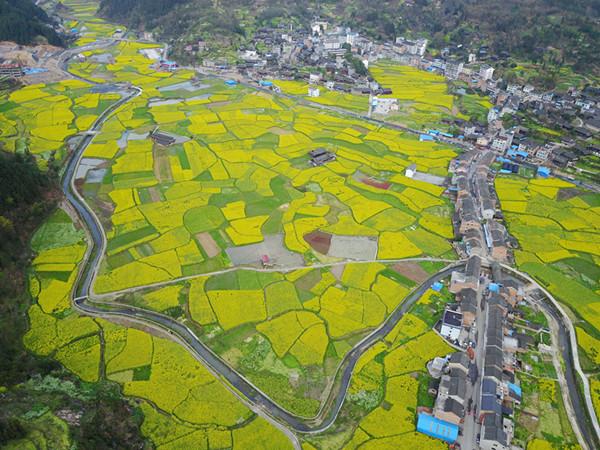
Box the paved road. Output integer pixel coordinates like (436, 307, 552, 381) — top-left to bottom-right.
(94, 256, 458, 299)
(459, 279, 487, 450)
(455, 147, 599, 449)
(57, 36, 469, 433)
(74, 263, 464, 432)
(57, 35, 599, 444)
(54, 36, 466, 435)
(501, 266, 600, 449)
(63, 86, 141, 298)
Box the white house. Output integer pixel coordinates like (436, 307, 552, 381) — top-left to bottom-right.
(405, 163, 417, 178)
(311, 21, 329, 35)
(440, 309, 463, 341)
(487, 107, 500, 123)
(308, 86, 320, 98)
(480, 64, 495, 81)
(309, 73, 321, 84)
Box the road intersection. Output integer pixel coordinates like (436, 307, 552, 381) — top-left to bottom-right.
(55, 37, 600, 449)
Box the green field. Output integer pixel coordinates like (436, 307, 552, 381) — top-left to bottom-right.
(0, 0, 473, 447)
(118, 261, 427, 416)
(496, 175, 600, 423)
(61, 40, 459, 295)
(23, 208, 293, 449)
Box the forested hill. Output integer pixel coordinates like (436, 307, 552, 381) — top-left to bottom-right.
(98, 0, 599, 75)
(0, 0, 63, 46)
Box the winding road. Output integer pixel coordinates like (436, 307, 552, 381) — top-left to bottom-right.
(74, 263, 464, 432)
(56, 36, 600, 447)
(58, 39, 468, 434)
(500, 264, 600, 449)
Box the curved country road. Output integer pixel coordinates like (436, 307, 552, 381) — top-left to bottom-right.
(58, 42, 468, 433)
(501, 264, 600, 449)
(57, 38, 599, 445)
(57, 41, 468, 435)
(74, 264, 463, 432)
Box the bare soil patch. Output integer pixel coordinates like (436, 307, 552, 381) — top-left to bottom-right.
(148, 186, 161, 203)
(268, 127, 295, 135)
(391, 262, 429, 283)
(153, 146, 172, 183)
(304, 230, 332, 254)
(196, 232, 220, 258)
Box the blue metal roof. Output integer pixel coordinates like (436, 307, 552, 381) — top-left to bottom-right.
(416, 413, 459, 443)
(507, 148, 528, 158)
(432, 282, 443, 292)
(508, 382, 522, 397)
(420, 134, 434, 141)
(537, 166, 551, 177)
(488, 283, 500, 293)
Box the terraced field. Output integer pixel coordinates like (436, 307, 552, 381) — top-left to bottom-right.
(276, 61, 469, 130)
(0, 79, 121, 164)
(302, 287, 455, 449)
(24, 209, 294, 449)
(275, 79, 369, 113)
(496, 175, 600, 422)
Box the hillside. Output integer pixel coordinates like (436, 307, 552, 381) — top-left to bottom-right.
(97, 0, 600, 76)
(0, 0, 63, 46)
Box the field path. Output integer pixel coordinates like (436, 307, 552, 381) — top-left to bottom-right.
(54, 31, 600, 447)
(55, 35, 465, 438)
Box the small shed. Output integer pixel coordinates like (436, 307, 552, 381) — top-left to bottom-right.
(405, 163, 417, 178)
(260, 80, 273, 87)
(507, 382, 522, 400)
(225, 79, 238, 86)
(432, 282, 444, 292)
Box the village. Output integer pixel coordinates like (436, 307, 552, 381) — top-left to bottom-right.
(185, 18, 599, 186)
(0, 6, 597, 450)
(2, 15, 598, 186)
(414, 253, 556, 450)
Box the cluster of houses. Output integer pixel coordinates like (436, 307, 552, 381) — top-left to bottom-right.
(194, 15, 599, 177)
(475, 265, 538, 450)
(478, 84, 599, 170)
(417, 352, 473, 445)
(384, 39, 598, 174)
(418, 259, 540, 449)
(455, 73, 600, 172)
(441, 255, 482, 345)
(451, 151, 512, 263)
